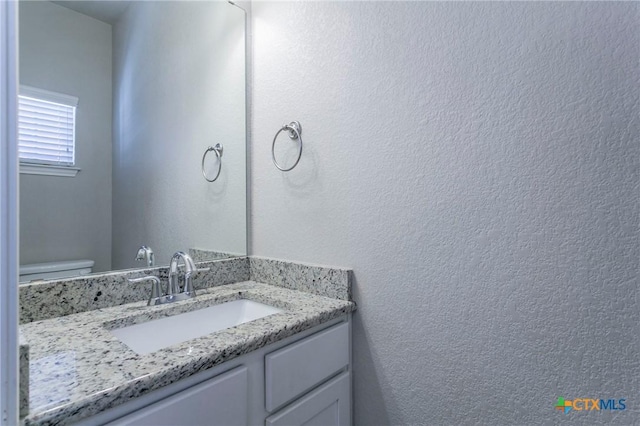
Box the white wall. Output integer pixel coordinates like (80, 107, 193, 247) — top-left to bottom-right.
(251, 2, 639, 424)
(112, 1, 246, 269)
(19, 1, 112, 272)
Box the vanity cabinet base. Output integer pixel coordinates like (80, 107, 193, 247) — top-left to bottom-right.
(74, 315, 352, 426)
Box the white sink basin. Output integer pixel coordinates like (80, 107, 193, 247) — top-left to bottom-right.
(110, 299, 283, 355)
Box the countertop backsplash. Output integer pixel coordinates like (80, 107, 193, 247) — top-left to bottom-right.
(19, 256, 352, 324)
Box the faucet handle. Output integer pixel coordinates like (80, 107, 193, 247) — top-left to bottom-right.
(128, 275, 162, 306)
(183, 268, 209, 296)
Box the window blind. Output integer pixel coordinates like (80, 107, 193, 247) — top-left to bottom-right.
(18, 86, 78, 166)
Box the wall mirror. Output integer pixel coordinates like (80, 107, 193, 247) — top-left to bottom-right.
(18, 0, 247, 282)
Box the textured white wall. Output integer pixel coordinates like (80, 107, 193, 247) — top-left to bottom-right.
(250, 2, 639, 424)
(19, 1, 112, 272)
(112, 2, 246, 269)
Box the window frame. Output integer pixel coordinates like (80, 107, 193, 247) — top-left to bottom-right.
(18, 85, 80, 177)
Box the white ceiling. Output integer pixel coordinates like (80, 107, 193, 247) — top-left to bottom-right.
(50, 1, 131, 25)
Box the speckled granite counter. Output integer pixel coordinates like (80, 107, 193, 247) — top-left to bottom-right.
(20, 281, 355, 426)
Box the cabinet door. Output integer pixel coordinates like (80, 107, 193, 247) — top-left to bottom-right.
(265, 372, 350, 426)
(265, 322, 349, 411)
(108, 366, 248, 426)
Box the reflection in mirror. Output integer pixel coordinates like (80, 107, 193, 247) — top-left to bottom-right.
(18, 0, 247, 283)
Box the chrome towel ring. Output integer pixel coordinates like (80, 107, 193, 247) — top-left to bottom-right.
(272, 121, 303, 172)
(201, 143, 223, 182)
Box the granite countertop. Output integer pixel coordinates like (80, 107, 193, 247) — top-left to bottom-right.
(20, 281, 355, 426)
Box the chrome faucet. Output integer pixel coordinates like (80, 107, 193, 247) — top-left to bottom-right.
(135, 245, 155, 267)
(168, 251, 197, 299)
(129, 251, 209, 306)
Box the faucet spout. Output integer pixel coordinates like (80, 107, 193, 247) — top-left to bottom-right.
(135, 246, 155, 267)
(168, 251, 197, 297)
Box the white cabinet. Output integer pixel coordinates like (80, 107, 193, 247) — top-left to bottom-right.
(266, 372, 350, 426)
(87, 316, 352, 426)
(265, 322, 350, 411)
(107, 366, 248, 426)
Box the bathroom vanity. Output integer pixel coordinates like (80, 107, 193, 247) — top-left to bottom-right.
(19, 257, 355, 426)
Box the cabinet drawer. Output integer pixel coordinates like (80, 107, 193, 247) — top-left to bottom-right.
(265, 322, 349, 412)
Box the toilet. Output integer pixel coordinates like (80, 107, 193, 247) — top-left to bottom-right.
(19, 259, 95, 282)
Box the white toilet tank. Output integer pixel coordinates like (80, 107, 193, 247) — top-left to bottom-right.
(19, 259, 95, 282)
